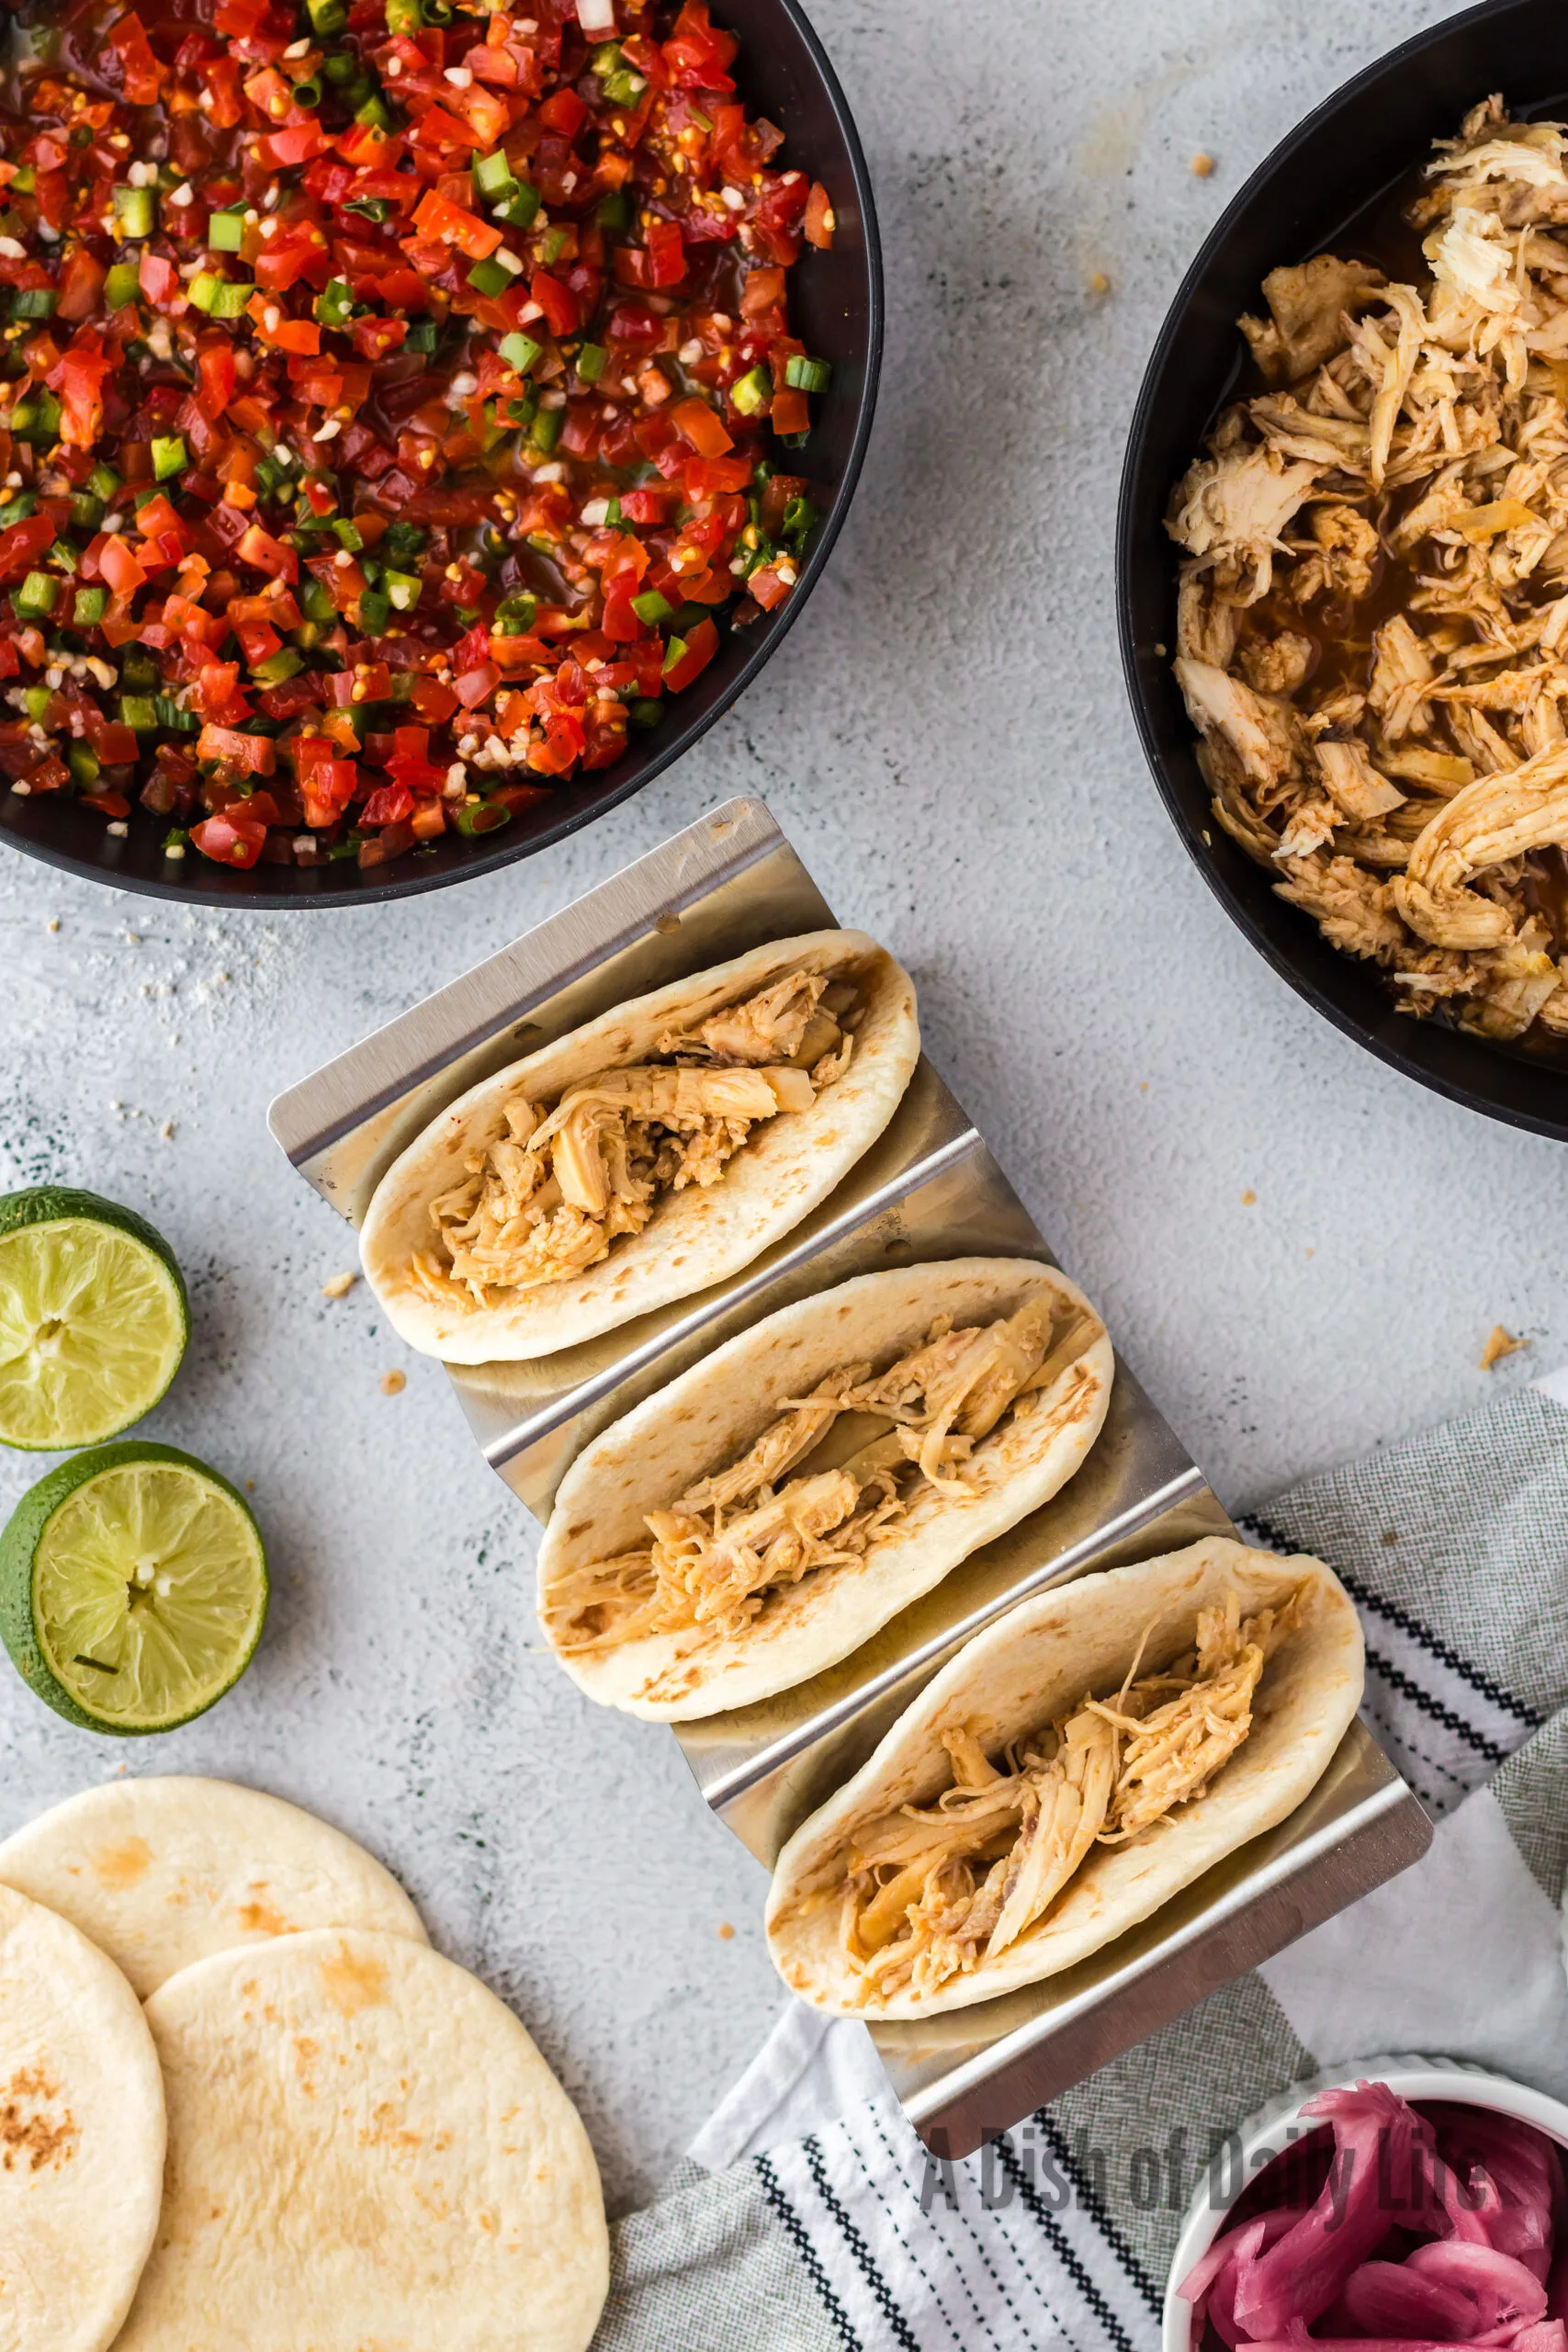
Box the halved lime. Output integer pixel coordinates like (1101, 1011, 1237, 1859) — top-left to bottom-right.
(0, 1442, 267, 1735)
(0, 1186, 188, 1451)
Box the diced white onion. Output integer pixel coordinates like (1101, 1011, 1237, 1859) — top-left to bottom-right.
(575, 0, 615, 28)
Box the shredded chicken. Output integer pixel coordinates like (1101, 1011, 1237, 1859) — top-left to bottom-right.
(1168, 98, 1568, 1042)
(803, 1588, 1302, 2006)
(544, 1295, 1097, 1653)
(413, 965, 861, 1305)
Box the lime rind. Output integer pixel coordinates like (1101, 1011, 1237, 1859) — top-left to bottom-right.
(0, 1188, 188, 1452)
(0, 1442, 267, 1736)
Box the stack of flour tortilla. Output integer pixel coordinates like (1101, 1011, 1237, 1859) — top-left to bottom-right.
(0, 1776, 607, 2352)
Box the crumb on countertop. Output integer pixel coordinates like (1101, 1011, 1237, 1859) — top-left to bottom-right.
(717, 1922, 735, 1941)
(322, 1272, 357, 1300)
(1480, 1326, 1528, 1370)
(1240, 1189, 1257, 1206)
(1086, 270, 1111, 298)
(1190, 152, 1215, 176)
(380, 1368, 406, 1396)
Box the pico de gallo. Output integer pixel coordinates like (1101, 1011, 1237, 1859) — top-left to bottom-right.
(0, 0, 836, 871)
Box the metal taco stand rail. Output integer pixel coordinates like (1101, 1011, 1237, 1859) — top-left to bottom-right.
(267, 796, 1433, 2157)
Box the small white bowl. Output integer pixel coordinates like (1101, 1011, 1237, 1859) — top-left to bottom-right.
(1162, 2052, 1568, 2352)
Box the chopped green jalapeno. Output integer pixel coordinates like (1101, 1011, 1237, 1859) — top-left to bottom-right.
(493, 183, 540, 228)
(455, 799, 510, 835)
(112, 184, 156, 239)
(730, 366, 772, 415)
(473, 151, 515, 199)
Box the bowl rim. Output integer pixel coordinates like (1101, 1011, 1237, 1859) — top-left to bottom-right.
(3, 0, 884, 914)
(1160, 2050, 1568, 2352)
(1114, 0, 1568, 1144)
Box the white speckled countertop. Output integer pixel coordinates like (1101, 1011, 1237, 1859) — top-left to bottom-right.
(0, 0, 1554, 2216)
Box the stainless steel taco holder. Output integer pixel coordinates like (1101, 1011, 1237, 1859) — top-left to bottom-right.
(268, 795, 1432, 2158)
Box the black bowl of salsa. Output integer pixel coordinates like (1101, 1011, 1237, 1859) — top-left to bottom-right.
(1118, 0, 1568, 1142)
(0, 0, 880, 908)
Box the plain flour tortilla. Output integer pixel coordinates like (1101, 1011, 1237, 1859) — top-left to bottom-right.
(0, 1883, 165, 2352)
(540, 1258, 1114, 1720)
(0, 1777, 426, 1998)
(766, 1538, 1364, 2018)
(359, 928, 919, 1363)
(116, 1928, 607, 2352)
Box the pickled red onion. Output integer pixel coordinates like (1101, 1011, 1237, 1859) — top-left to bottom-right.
(1178, 2083, 1568, 2352)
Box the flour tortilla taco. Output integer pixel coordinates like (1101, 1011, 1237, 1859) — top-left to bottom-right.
(360, 930, 919, 1364)
(765, 1538, 1363, 2018)
(538, 1258, 1113, 1721)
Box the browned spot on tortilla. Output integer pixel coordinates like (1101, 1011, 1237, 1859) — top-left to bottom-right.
(235, 1891, 295, 1938)
(358, 2099, 423, 2155)
(1, 2066, 77, 2174)
(318, 1944, 389, 2018)
(90, 1835, 153, 1889)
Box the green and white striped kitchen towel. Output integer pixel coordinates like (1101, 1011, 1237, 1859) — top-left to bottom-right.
(593, 1379, 1568, 2352)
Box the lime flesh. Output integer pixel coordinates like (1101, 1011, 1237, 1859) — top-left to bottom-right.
(0, 1199, 187, 1451)
(1, 1444, 267, 1734)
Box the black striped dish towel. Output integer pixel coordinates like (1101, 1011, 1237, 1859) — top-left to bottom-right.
(592, 1382, 1568, 2352)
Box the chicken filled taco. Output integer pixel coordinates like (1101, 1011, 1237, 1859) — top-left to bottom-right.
(766, 1538, 1363, 2017)
(538, 1258, 1113, 1720)
(359, 932, 919, 1364)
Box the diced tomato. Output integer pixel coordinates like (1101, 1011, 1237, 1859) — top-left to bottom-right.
(769, 386, 810, 436)
(746, 562, 790, 612)
(538, 87, 587, 140)
(99, 536, 147, 595)
(620, 486, 676, 526)
(200, 55, 245, 129)
(261, 120, 331, 168)
(411, 676, 459, 724)
(662, 1, 738, 89)
(138, 253, 181, 311)
(107, 11, 163, 106)
(196, 724, 276, 775)
(412, 188, 502, 260)
(645, 219, 686, 288)
(191, 809, 268, 868)
(356, 817, 417, 866)
(56, 252, 106, 325)
(804, 181, 836, 249)
(670, 396, 732, 459)
(360, 781, 416, 826)
(213, 0, 271, 35)
(529, 269, 578, 336)
(299, 757, 358, 829)
(663, 615, 719, 691)
(683, 453, 750, 499)
(234, 524, 299, 582)
(454, 661, 501, 708)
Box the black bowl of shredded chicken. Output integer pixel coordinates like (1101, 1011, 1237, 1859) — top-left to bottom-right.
(1119, 0, 1568, 1138)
